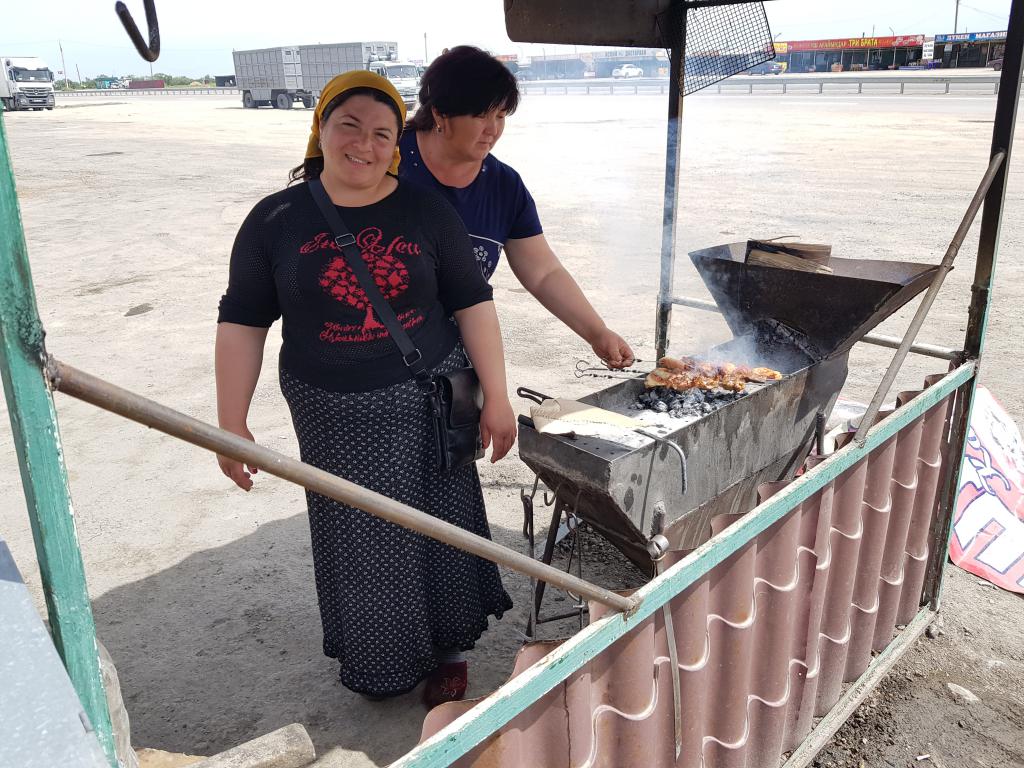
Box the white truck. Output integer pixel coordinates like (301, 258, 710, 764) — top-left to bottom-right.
(1, 56, 56, 112)
(232, 42, 419, 111)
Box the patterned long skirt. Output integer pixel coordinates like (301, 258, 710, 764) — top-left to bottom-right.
(280, 345, 512, 696)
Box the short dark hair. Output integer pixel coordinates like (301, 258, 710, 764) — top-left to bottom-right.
(289, 86, 403, 184)
(408, 46, 520, 133)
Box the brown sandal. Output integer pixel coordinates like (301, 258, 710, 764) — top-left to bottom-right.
(422, 661, 468, 708)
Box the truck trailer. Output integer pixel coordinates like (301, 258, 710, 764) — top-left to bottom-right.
(1, 56, 56, 112)
(232, 42, 419, 110)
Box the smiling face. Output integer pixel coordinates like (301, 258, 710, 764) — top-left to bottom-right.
(435, 107, 507, 164)
(319, 93, 400, 192)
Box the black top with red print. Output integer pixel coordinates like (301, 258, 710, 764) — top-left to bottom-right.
(218, 181, 493, 392)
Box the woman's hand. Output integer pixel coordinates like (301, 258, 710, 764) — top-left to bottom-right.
(217, 425, 260, 491)
(480, 397, 517, 463)
(215, 323, 270, 491)
(590, 327, 635, 370)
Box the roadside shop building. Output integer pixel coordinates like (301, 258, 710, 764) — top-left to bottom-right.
(775, 35, 926, 73)
(934, 31, 1008, 68)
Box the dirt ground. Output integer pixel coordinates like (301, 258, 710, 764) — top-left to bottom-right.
(1, 90, 1022, 767)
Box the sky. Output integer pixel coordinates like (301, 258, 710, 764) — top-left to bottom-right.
(0, 0, 1014, 80)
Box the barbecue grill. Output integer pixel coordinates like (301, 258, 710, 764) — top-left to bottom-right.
(519, 243, 940, 573)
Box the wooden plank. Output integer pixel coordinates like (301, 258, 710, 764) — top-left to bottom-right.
(0, 116, 117, 765)
(782, 607, 935, 768)
(392, 363, 974, 767)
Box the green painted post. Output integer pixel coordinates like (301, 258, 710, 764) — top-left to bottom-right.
(0, 116, 117, 765)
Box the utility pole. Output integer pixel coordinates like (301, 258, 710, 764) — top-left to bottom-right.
(58, 40, 69, 89)
(955, 0, 960, 33)
(75, 64, 82, 85)
(424, 32, 428, 63)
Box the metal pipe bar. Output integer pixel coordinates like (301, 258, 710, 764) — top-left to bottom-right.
(852, 150, 1006, 446)
(668, 295, 960, 360)
(46, 359, 638, 616)
(392, 362, 974, 767)
(654, 4, 687, 360)
(852, 332, 960, 361)
(965, 0, 1024, 362)
(0, 116, 117, 765)
(937, 0, 1024, 608)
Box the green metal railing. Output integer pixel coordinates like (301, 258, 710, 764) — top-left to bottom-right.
(391, 362, 974, 766)
(0, 117, 117, 765)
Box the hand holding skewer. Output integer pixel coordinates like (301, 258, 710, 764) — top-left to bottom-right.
(589, 328, 635, 370)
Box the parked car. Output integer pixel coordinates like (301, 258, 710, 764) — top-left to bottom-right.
(612, 64, 643, 79)
(748, 61, 785, 75)
(990, 57, 1004, 71)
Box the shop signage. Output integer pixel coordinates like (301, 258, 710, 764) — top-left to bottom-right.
(785, 35, 925, 52)
(935, 30, 1007, 44)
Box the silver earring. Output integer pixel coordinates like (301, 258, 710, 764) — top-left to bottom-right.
(436, 125, 442, 134)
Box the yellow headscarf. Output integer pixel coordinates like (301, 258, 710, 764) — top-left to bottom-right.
(304, 70, 407, 175)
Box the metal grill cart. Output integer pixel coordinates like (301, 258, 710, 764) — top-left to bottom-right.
(0, 1, 1021, 766)
(399, 0, 1024, 766)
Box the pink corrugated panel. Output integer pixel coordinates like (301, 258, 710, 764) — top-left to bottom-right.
(419, 374, 956, 768)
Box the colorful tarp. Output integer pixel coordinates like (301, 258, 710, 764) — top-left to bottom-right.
(951, 386, 1024, 593)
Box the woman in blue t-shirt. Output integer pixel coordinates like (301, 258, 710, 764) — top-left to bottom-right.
(398, 46, 636, 369)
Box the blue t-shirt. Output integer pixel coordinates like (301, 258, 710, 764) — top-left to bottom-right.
(398, 131, 543, 280)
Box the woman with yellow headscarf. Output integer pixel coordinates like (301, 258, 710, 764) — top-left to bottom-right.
(214, 71, 515, 707)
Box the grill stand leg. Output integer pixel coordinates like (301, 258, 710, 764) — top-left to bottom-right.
(526, 499, 565, 637)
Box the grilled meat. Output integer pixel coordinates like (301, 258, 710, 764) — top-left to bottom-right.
(646, 357, 782, 392)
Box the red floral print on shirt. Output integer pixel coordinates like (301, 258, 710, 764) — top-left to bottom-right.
(302, 227, 421, 334)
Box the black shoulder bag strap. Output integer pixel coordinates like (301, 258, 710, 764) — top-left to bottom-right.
(308, 178, 435, 394)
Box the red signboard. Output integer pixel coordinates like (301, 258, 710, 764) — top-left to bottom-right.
(785, 35, 925, 52)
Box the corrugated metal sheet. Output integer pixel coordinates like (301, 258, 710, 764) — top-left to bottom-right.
(419, 374, 955, 767)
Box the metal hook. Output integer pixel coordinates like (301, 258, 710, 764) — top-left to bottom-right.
(521, 475, 540, 504)
(115, 0, 161, 63)
(636, 430, 688, 495)
(516, 386, 553, 405)
(543, 482, 562, 508)
(634, 430, 688, 533)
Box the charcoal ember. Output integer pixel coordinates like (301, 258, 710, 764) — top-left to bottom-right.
(633, 383, 750, 416)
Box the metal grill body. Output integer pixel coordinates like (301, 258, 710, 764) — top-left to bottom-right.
(519, 245, 940, 572)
